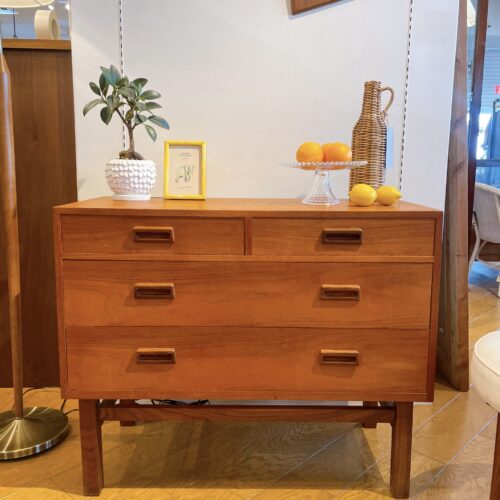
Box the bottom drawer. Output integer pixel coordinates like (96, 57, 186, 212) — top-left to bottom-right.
(65, 327, 430, 401)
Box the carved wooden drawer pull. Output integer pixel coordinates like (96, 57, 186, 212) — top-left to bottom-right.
(320, 349, 359, 365)
(322, 228, 363, 245)
(320, 285, 360, 301)
(136, 348, 176, 364)
(133, 226, 175, 243)
(134, 283, 175, 299)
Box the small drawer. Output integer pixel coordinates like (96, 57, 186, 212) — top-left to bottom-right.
(65, 327, 430, 400)
(251, 217, 435, 256)
(60, 215, 245, 255)
(62, 260, 433, 329)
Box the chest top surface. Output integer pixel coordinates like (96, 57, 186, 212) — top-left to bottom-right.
(55, 197, 440, 218)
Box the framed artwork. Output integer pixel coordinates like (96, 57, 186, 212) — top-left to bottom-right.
(164, 141, 206, 200)
(291, 0, 341, 15)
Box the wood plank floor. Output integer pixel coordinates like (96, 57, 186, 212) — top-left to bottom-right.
(0, 261, 498, 499)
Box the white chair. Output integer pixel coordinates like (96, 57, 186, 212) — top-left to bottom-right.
(471, 330, 500, 500)
(469, 183, 500, 297)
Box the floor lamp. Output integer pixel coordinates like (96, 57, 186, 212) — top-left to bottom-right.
(0, 0, 69, 459)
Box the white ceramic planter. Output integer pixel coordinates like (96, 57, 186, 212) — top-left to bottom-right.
(105, 159, 156, 201)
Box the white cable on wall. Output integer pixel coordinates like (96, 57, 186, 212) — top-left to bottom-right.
(398, 0, 415, 190)
(119, 0, 126, 151)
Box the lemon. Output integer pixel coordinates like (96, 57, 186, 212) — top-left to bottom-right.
(349, 184, 377, 207)
(376, 185, 402, 206)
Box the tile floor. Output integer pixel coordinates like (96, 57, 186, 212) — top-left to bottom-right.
(0, 261, 498, 499)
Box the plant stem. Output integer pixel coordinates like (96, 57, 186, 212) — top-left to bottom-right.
(126, 123, 134, 155)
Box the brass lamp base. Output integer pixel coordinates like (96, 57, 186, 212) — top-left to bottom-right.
(0, 407, 69, 460)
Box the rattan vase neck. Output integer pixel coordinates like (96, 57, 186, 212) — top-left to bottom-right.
(349, 80, 394, 190)
(360, 81, 383, 117)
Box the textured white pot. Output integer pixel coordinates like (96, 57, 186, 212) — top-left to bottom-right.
(105, 159, 156, 201)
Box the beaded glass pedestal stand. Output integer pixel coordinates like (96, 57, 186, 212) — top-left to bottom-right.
(284, 161, 367, 205)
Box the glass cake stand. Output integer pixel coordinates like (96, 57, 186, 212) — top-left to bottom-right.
(283, 161, 367, 205)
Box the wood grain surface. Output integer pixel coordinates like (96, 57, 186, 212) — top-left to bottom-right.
(62, 260, 433, 329)
(438, 0, 469, 392)
(54, 197, 440, 217)
(98, 402, 395, 425)
(252, 217, 435, 256)
(0, 43, 77, 387)
(61, 215, 245, 255)
(64, 326, 429, 400)
(53, 196, 441, 497)
(291, 0, 341, 15)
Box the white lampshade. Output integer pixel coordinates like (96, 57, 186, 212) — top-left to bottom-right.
(0, 0, 54, 7)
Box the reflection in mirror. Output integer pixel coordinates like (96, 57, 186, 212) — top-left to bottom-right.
(0, 1, 69, 40)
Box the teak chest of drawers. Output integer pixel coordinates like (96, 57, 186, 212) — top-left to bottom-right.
(53, 197, 442, 498)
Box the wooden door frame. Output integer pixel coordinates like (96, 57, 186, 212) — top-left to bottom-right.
(467, 0, 489, 242)
(437, 0, 469, 392)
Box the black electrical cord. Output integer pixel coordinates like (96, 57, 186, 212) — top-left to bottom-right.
(150, 399, 210, 406)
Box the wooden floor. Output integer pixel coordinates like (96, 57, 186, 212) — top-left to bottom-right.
(0, 261, 498, 499)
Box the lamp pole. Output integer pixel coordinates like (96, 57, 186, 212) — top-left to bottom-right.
(0, 23, 69, 461)
(0, 25, 23, 420)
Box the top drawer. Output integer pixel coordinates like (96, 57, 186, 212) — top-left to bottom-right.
(60, 215, 245, 255)
(252, 217, 435, 256)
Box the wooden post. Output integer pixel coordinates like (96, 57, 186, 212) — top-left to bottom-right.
(79, 400, 104, 496)
(437, 0, 469, 392)
(390, 402, 413, 498)
(0, 39, 23, 417)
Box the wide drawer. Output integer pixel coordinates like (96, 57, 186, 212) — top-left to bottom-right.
(63, 261, 433, 329)
(65, 327, 430, 400)
(60, 215, 245, 255)
(252, 217, 435, 256)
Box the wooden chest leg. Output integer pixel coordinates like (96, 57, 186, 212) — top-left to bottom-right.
(362, 401, 378, 428)
(390, 402, 413, 499)
(119, 399, 136, 426)
(79, 400, 104, 496)
(491, 413, 500, 500)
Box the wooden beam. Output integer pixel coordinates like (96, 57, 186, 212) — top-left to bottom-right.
(291, 0, 341, 15)
(2, 39, 71, 51)
(437, 0, 469, 392)
(98, 402, 395, 425)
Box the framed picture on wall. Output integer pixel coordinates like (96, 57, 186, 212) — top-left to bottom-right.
(164, 141, 206, 200)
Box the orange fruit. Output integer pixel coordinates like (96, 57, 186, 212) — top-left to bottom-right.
(322, 143, 334, 161)
(323, 142, 352, 162)
(296, 142, 323, 163)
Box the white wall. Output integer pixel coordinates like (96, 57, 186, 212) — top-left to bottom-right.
(70, 0, 458, 208)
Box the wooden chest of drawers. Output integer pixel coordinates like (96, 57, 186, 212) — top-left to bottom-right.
(54, 197, 442, 498)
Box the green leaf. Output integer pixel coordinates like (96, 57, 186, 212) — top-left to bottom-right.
(125, 109, 134, 121)
(83, 99, 103, 116)
(133, 78, 148, 88)
(141, 90, 161, 100)
(148, 115, 169, 129)
(145, 124, 157, 141)
(116, 76, 129, 87)
(100, 66, 113, 85)
(100, 106, 113, 125)
(89, 82, 101, 96)
(110, 65, 121, 84)
(145, 102, 162, 110)
(106, 95, 120, 110)
(98, 73, 109, 95)
(135, 114, 148, 125)
(116, 87, 135, 98)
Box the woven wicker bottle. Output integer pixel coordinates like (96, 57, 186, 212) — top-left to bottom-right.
(349, 81, 394, 190)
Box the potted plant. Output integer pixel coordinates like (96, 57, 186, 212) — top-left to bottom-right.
(83, 65, 169, 200)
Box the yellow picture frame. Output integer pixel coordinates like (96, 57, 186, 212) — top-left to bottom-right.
(163, 140, 206, 200)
